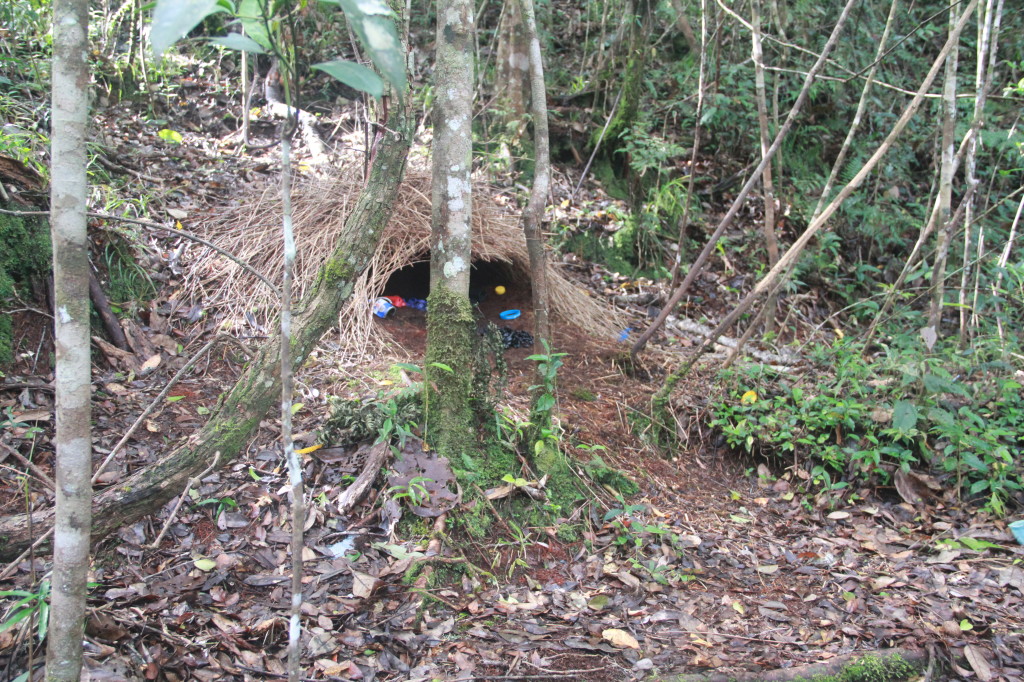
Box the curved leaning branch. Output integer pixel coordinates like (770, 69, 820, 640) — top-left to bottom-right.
(0, 104, 414, 562)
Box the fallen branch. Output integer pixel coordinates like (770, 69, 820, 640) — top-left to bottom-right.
(337, 441, 391, 516)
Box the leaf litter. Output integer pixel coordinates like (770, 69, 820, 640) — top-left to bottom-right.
(5, 325, 1023, 680)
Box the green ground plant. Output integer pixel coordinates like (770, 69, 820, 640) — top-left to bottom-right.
(0, 211, 51, 367)
(0, 579, 50, 645)
(710, 335, 1023, 513)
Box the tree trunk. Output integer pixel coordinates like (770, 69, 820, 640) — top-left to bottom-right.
(750, 0, 778, 333)
(46, 0, 92, 679)
(495, 0, 530, 143)
(0, 106, 414, 563)
(427, 0, 476, 461)
(668, 0, 699, 54)
(927, 3, 961, 333)
(520, 0, 551, 349)
(668, 0, 709, 287)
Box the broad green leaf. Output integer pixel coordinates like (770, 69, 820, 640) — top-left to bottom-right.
(534, 393, 555, 412)
(237, 0, 272, 49)
(337, 0, 406, 101)
(209, 33, 267, 53)
(959, 536, 999, 551)
(193, 557, 217, 571)
(427, 361, 454, 373)
(151, 0, 222, 56)
(320, 0, 394, 14)
(393, 362, 422, 374)
(158, 128, 184, 144)
(891, 400, 919, 433)
(350, 0, 395, 16)
(291, 402, 303, 414)
(36, 602, 48, 642)
(166, 395, 185, 402)
(927, 406, 954, 426)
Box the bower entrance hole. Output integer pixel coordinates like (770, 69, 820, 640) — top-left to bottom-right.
(381, 254, 530, 309)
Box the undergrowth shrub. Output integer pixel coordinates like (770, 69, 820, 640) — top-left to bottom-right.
(710, 336, 1024, 514)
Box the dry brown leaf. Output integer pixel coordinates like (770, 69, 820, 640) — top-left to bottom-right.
(351, 570, 379, 599)
(139, 353, 162, 375)
(615, 571, 641, 589)
(602, 628, 640, 649)
(964, 644, 993, 681)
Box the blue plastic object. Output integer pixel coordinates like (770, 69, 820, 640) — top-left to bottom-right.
(499, 309, 521, 320)
(1010, 520, 1024, 545)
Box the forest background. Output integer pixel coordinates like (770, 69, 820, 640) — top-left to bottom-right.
(1, 0, 1023, 680)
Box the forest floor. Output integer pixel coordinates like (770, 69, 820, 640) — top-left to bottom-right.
(1, 74, 1023, 682)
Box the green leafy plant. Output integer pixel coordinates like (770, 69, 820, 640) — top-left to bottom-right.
(389, 476, 433, 507)
(709, 336, 1024, 514)
(527, 341, 566, 429)
(190, 491, 238, 521)
(0, 578, 50, 644)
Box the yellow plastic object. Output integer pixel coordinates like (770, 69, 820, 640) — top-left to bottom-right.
(494, 285, 506, 295)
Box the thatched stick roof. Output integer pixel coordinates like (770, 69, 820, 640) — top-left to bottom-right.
(181, 168, 624, 350)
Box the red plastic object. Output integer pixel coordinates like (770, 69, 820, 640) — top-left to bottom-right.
(385, 296, 406, 307)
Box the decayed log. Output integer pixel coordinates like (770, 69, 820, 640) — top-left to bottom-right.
(0, 106, 413, 562)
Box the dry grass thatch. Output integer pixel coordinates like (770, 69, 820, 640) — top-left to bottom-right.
(181, 166, 624, 351)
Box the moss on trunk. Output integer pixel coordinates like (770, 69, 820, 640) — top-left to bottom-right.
(425, 285, 477, 465)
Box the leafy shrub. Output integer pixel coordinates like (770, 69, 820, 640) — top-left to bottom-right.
(710, 336, 1023, 513)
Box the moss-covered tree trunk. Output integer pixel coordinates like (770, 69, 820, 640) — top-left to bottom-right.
(0, 106, 414, 562)
(427, 0, 477, 462)
(592, 0, 651, 173)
